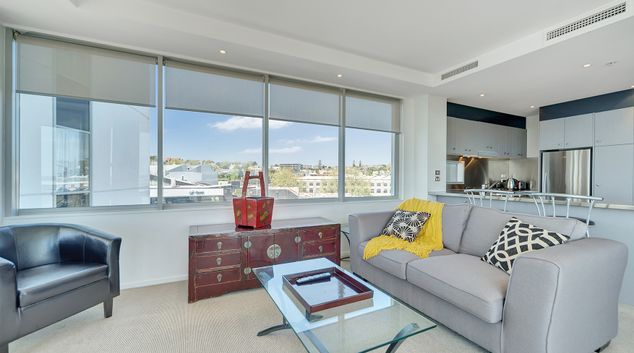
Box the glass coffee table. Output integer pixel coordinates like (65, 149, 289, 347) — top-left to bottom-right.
(254, 258, 436, 353)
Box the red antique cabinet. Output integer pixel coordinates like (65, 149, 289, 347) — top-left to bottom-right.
(188, 217, 340, 303)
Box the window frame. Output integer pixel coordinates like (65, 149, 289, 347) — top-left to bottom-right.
(4, 30, 401, 216)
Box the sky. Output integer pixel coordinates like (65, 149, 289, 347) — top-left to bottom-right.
(158, 109, 394, 167)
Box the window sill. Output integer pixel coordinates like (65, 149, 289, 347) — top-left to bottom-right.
(6, 196, 402, 220)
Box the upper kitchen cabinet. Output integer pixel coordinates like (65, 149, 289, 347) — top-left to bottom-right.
(594, 107, 634, 146)
(447, 117, 526, 158)
(563, 114, 594, 148)
(539, 119, 565, 150)
(508, 127, 527, 157)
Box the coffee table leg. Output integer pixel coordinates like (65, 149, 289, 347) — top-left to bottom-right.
(257, 318, 291, 336)
(385, 322, 420, 353)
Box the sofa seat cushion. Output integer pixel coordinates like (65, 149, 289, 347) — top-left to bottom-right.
(17, 263, 108, 307)
(407, 254, 509, 323)
(358, 241, 455, 279)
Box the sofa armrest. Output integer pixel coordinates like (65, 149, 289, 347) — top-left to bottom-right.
(0, 256, 18, 345)
(502, 238, 628, 353)
(348, 211, 393, 272)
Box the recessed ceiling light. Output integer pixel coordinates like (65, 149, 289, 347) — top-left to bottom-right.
(583, 63, 591, 68)
(337, 74, 343, 78)
(479, 93, 485, 97)
(530, 105, 535, 109)
(219, 49, 227, 54)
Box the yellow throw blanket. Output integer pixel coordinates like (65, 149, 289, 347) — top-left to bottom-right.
(363, 198, 444, 260)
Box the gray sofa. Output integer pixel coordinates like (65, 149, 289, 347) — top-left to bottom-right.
(0, 224, 121, 353)
(349, 204, 628, 353)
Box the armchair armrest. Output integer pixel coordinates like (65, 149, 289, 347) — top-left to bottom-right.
(59, 224, 122, 297)
(502, 238, 628, 353)
(0, 256, 18, 344)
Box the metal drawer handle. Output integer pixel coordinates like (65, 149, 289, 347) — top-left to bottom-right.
(243, 240, 252, 249)
(217, 273, 223, 282)
(243, 267, 252, 275)
(217, 241, 222, 250)
(318, 231, 323, 239)
(294, 235, 302, 244)
(318, 245, 323, 253)
(267, 244, 282, 259)
(216, 257, 222, 266)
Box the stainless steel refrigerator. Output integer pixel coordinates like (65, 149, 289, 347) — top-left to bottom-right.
(541, 148, 592, 196)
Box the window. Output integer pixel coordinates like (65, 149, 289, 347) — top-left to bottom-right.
(10, 33, 401, 212)
(163, 61, 264, 203)
(345, 93, 399, 197)
(268, 79, 339, 199)
(15, 35, 157, 209)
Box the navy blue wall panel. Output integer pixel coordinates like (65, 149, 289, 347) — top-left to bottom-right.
(447, 102, 526, 129)
(540, 89, 634, 120)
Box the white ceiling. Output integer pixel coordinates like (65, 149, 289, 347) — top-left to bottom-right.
(0, 0, 633, 116)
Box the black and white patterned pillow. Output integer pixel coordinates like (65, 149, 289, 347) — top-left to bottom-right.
(481, 217, 569, 274)
(381, 210, 431, 242)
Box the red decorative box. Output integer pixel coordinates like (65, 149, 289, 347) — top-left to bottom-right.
(232, 171, 274, 229)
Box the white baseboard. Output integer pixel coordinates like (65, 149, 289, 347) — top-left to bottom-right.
(121, 274, 188, 290)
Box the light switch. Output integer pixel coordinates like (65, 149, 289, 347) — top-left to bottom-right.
(434, 170, 441, 176)
(434, 176, 440, 182)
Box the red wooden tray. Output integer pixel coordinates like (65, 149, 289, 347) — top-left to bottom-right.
(282, 267, 373, 314)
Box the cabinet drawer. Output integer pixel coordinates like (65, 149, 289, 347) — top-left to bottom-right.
(303, 240, 337, 257)
(195, 252, 241, 269)
(196, 267, 241, 286)
(196, 237, 241, 253)
(300, 226, 338, 242)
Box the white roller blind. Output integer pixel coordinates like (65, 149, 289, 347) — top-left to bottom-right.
(16, 35, 156, 106)
(345, 93, 400, 133)
(270, 79, 340, 126)
(165, 61, 264, 117)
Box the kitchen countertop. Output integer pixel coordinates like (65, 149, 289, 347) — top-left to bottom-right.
(429, 191, 634, 211)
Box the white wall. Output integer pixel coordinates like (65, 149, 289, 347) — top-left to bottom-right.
(0, 26, 5, 222)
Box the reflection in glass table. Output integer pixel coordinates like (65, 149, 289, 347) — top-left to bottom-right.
(254, 258, 436, 353)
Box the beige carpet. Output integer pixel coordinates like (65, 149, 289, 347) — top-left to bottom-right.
(10, 280, 634, 353)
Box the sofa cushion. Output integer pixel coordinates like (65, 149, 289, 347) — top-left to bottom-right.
(442, 204, 472, 252)
(381, 210, 431, 242)
(17, 263, 108, 307)
(482, 217, 570, 274)
(407, 254, 509, 323)
(459, 206, 586, 257)
(358, 241, 455, 279)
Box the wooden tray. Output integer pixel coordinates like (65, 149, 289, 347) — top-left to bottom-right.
(282, 267, 373, 314)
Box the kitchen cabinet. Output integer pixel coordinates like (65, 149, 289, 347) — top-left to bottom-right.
(594, 107, 634, 146)
(563, 114, 594, 148)
(508, 128, 527, 157)
(539, 119, 565, 150)
(593, 144, 634, 204)
(447, 117, 527, 158)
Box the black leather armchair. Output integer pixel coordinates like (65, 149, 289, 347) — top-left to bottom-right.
(0, 224, 121, 353)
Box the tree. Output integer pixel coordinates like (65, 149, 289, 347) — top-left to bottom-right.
(270, 168, 300, 187)
(320, 179, 338, 194)
(345, 168, 371, 196)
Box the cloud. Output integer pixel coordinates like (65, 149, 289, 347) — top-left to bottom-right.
(241, 146, 303, 154)
(211, 116, 291, 131)
(280, 135, 337, 144)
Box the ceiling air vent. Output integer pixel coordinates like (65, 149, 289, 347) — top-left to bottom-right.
(441, 61, 478, 80)
(546, 2, 627, 40)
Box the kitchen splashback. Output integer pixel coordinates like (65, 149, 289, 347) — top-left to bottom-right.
(446, 156, 538, 191)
